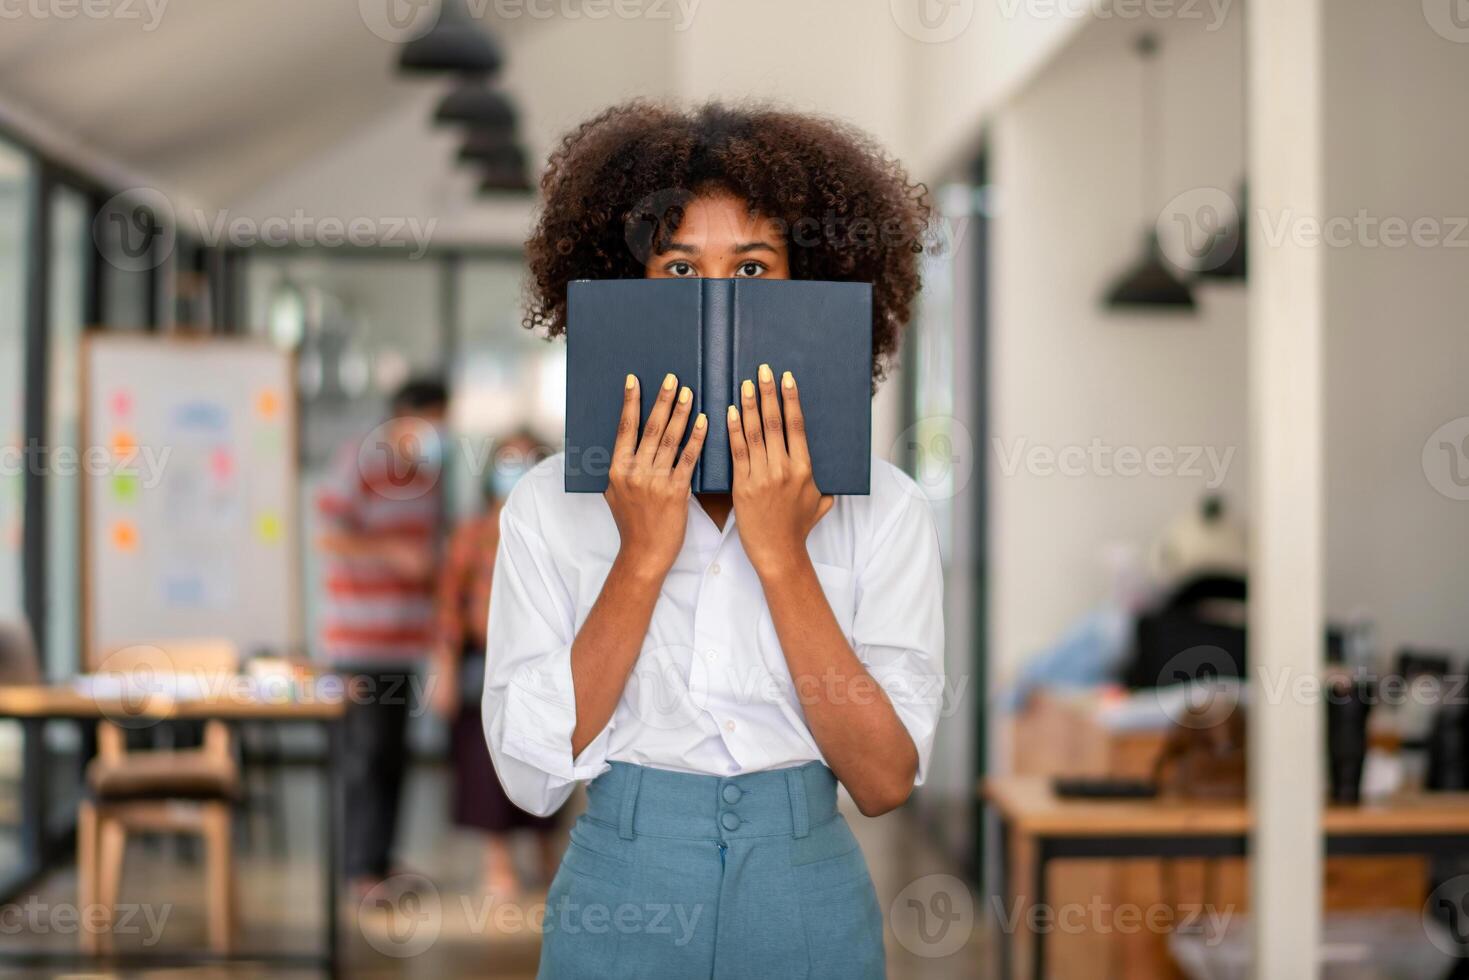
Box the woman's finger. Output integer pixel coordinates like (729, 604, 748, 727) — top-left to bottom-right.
(636, 372, 678, 462)
(673, 412, 709, 486)
(740, 378, 766, 476)
(653, 386, 693, 472)
(779, 370, 811, 472)
(611, 373, 640, 467)
(726, 404, 750, 479)
(757, 363, 786, 470)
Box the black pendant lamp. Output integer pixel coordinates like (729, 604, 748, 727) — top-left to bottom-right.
(458, 134, 524, 169)
(399, 2, 504, 76)
(480, 168, 533, 194)
(434, 82, 517, 130)
(1104, 34, 1196, 311)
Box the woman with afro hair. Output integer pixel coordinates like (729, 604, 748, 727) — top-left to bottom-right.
(482, 101, 945, 980)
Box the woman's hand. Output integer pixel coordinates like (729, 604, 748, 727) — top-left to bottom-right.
(606, 372, 708, 581)
(429, 645, 459, 719)
(727, 365, 834, 579)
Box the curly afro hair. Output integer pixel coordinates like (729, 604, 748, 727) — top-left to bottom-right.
(523, 101, 932, 385)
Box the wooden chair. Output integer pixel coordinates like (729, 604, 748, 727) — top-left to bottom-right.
(78, 639, 241, 954)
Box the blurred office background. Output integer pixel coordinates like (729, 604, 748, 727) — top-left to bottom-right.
(1, 1, 1468, 978)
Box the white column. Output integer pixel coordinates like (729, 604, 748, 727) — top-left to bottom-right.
(1247, 0, 1325, 978)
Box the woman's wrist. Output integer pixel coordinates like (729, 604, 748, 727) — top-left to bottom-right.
(751, 547, 815, 588)
(611, 548, 673, 590)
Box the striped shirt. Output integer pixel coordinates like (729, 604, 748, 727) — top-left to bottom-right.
(315, 431, 442, 664)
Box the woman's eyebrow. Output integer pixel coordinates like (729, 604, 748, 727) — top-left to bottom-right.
(733, 241, 778, 254)
(661, 242, 699, 255)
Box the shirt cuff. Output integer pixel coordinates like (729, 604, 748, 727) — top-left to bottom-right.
(499, 644, 613, 783)
(863, 646, 943, 788)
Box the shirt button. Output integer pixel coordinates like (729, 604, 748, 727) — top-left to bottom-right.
(710, 562, 721, 576)
(722, 784, 742, 805)
(721, 812, 741, 831)
(724, 719, 737, 733)
(707, 649, 719, 660)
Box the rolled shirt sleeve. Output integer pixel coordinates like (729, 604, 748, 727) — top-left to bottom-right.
(482, 502, 612, 817)
(852, 482, 946, 787)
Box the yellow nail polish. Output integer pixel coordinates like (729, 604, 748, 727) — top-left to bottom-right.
(678, 387, 691, 404)
(625, 374, 636, 389)
(758, 363, 773, 383)
(727, 405, 739, 422)
(695, 413, 708, 430)
(662, 373, 676, 390)
(782, 370, 795, 389)
(741, 379, 754, 399)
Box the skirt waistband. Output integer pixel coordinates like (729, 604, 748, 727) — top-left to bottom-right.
(584, 762, 838, 841)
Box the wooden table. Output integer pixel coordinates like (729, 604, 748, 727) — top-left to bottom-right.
(0, 683, 347, 977)
(985, 775, 1469, 980)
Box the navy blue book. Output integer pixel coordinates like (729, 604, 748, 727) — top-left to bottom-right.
(564, 278, 872, 494)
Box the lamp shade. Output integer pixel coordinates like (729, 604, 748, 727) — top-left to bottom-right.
(458, 136, 524, 169)
(1104, 232, 1196, 309)
(434, 83, 517, 130)
(399, 12, 503, 75)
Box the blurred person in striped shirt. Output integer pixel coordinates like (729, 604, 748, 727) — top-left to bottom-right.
(316, 377, 448, 894)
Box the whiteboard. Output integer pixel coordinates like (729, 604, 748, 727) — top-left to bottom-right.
(83, 335, 298, 666)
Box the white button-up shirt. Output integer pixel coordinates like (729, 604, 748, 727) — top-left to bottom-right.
(482, 453, 946, 817)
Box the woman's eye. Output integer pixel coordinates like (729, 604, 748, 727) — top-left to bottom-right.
(665, 260, 697, 277)
(734, 261, 766, 277)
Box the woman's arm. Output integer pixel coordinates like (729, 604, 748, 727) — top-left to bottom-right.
(569, 372, 708, 756)
(728, 366, 920, 816)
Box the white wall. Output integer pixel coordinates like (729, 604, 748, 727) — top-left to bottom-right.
(988, 12, 1249, 697)
(1322, 2, 1469, 658)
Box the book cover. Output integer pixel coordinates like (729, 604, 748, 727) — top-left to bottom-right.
(565, 278, 872, 494)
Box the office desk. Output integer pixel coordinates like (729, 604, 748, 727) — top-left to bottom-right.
(0, 683, 347, 977)
(984, 775, 1469, 980)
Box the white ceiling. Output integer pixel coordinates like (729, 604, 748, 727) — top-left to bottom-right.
(0, 0, 551, 206)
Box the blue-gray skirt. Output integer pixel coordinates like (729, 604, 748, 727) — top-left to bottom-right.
(537, 761, 885, 980)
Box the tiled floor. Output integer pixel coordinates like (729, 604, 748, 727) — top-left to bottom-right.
(6, 764, 988, 978)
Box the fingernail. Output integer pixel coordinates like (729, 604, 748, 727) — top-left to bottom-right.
(662, 373, 676, 390)
(695, 413, 708, 430)
(782, 370, 795, 390)
(727, 405, 739, 422)
(625, 374, 636, 390)
(678, 387, 691, 405)
(758, 364, 773, 383)
(741, 379, 754, 399)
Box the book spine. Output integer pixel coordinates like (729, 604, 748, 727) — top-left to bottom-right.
(698, 278, 734, 493)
